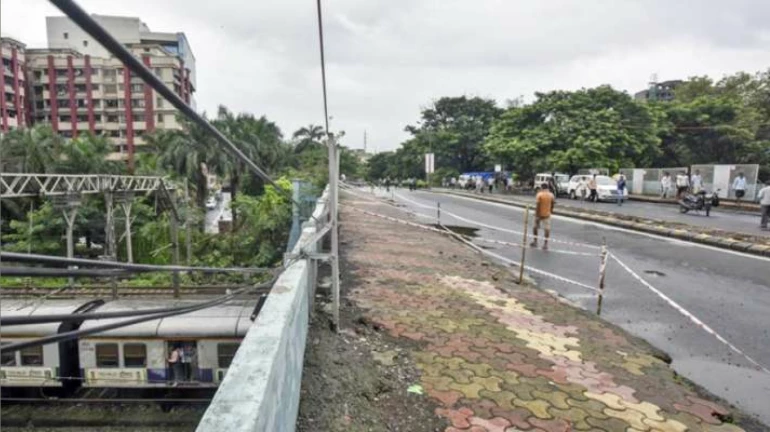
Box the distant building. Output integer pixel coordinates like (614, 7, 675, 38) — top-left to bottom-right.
(0, 14, 196, 168)
(351, 148, 372, 164)
(634, 80, 683, 102)
(1, 37, 29, 130)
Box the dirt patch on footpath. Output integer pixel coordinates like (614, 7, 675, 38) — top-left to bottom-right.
(296, 267, 446, 432)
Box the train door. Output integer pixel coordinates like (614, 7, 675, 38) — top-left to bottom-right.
(166, 340, 199, 382)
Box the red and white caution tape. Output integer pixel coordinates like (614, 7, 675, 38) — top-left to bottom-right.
(610, 253, 770, 375)
(343, 203, 600, 293)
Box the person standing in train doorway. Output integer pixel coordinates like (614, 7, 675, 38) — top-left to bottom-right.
(182, 343, 194, 381)
(167, 345, 184, 386)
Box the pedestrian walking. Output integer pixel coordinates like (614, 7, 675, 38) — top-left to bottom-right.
(757, 183, 770, 230)
(487, 176, 494, 193)
(676, 171, 689, 199)
(660, 172, 672, 198)
(530, 184, 555, 250)
(732, 172, 747, 204)
(450, 177, 457, 189)
(691, 170, 703, 194)
(506, 175, 513, 193)
(588, 175, 598, 203)
(616, 174, 627, 206)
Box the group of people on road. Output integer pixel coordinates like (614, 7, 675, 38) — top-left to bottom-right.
(660, 170, 749, 202)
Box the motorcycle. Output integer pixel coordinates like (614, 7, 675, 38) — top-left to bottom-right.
(679, 189, 720, 216)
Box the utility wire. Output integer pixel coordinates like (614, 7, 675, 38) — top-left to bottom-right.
(48, 0, 319, 223)
(315, 0, 330, 136)
(1, 252, 270, 274)
(0, 267, 128, 278)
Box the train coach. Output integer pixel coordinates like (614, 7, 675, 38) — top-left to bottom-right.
(1, 299, 104, 390)
(77, 299, 255, 388)
(1, 297, 257, 391)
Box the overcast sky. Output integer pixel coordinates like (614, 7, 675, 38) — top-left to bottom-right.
(3, 0, 770, 151)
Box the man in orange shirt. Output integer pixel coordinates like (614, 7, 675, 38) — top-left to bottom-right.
(530, 183, 555, 250)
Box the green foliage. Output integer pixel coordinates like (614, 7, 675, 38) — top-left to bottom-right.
(484, 86, 660, 179)
(406, 96, 503, 173)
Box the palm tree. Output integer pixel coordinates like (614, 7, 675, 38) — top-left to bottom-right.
(55, 133, 125, 174)
(292, 124, 325, 153)
(0, 125, 61, 173)
(150, 116, 232, 213)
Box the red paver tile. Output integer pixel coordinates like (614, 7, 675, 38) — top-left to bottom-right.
(685, 396, 730, 416)
(428, 389, 465, 407)
(674, 402, 722, 425)
(490, 407, 533, 430)
(469, 416, 513, 432)
(436, 407, 475, 428)
(528, 417, 571, 432)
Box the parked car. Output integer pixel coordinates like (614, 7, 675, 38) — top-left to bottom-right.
(570, 175, 626, 202)
(534, 173, 569, 195)
(206, 197, 217, 210)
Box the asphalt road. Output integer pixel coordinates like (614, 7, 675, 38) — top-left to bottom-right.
(204, 192, 231, 234)
(444, 189, 768, 238)
(363, 187, 770, 425)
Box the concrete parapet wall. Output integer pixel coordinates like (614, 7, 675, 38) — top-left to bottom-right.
(196, 186, 330, 432)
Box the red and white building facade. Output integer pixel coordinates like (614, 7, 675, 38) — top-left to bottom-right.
(1, 15, 196, 168)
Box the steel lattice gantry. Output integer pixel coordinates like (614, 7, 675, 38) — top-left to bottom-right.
(0, 173, 169, 198)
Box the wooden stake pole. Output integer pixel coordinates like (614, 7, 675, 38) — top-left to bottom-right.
(519, 205, 530, 284)
(597, 238, 608, 315)
(437, 202, 441, 225)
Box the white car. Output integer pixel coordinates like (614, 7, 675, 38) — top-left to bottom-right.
(568, 175, 625, 201)
(534, 173, 569, 195)
(206, 197, 217, 210)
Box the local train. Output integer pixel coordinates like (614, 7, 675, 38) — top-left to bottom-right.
(1, 297, 256, 391)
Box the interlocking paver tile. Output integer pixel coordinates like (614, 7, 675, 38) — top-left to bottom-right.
(436, 407, 475, 428)
(641, 417, 688, 432)
(528, 417, 571, 432)
(469, 416, 512, 432)
(603, 407, 649, 431)
(531, 390, 570, 410)
(479, 390, 518, 411)
(339, 201, 751, 432)
(546, 406, 593, 430)
(449, 380, 487, 399)
(514, 399, 554, 420)
(673, 402, 721, 425)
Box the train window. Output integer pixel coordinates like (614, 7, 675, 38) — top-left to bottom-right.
(20, 345, 43, 366)
(95, 343, 119, 368)
(123, 343, 147, 367)
(1, 343, 16, 366)
(217, 343, 239, 368)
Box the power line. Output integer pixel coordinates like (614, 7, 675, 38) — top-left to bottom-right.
(1, 251, 270, 274)
(48, 0, 319, 223)
(315, 0, 330, 136)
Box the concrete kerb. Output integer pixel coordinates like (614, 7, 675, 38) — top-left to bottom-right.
(436, 190, 770, 258)
(196, 186, 330, 432)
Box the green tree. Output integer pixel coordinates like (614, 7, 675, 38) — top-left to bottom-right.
(292, 124, 325, 153)
(484, 86, 661, 179)
(0, 125, 62, 173)
(406, 96, 502, 173)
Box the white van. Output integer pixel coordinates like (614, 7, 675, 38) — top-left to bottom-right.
(534, 173, 569, 195)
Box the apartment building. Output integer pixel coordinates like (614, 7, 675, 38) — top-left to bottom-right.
(1, 15, 196, 167)
(1, 37, 29, 131)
